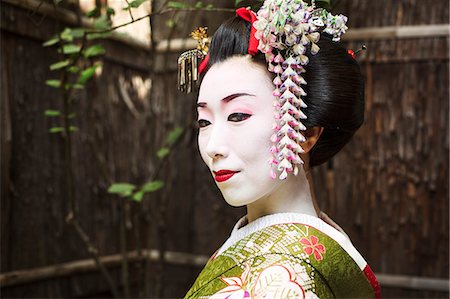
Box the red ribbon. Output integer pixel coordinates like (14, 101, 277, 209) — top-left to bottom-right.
(199, 53, 209, 74)
(236, 7, 259, 55)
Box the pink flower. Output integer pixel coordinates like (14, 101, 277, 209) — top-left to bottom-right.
(299, 235, 326, 261)
(212, 264, 305, 298)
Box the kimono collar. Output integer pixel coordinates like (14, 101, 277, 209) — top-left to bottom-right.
(218, 212, 367, 272)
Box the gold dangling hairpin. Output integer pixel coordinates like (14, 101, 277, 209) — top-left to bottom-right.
(177, 27, 209, 94)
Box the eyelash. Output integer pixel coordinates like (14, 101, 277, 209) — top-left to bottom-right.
(228, 113, 252, 122)
(197, 113, 252, 128)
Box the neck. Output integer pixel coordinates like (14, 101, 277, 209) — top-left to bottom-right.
(246, 164, 319, 223)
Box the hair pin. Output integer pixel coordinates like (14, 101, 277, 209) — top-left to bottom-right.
(348, 44, 367, 59)
(177, 27, 209, 94)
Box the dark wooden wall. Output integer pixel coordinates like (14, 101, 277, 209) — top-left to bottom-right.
(1, 0, 449, 298)
(314, 1, 449, 298)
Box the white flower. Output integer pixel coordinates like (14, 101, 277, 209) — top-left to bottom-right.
(284, 55, 298, 66)
(310, 43, 320, 55)
(299, 54, 309, 65)
(254, 18, 268, 31)
(324, 12, 348, 41)
(281, 65, 297, 79)
(308, 32, 320, 43)
(310, 16, 324, 27)
(293, 43, 306, 55)
(285, 33, 297, 46)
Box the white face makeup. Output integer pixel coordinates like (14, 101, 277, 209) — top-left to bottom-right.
(197, 56, 284, 207)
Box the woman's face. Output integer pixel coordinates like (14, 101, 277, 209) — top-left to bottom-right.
(197, 56, 283, 206)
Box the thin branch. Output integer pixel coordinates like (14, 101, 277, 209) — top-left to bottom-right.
(144, 1, 158, 295)
(65, 215, 121, 298)
(145, 119, 192, 296)
(27, 0, 47, 26)
(120, 202, 131, 299)
(124, 0, 135, 21)
(54, 27, 121, 299)
(155, 6, 236, 15)
(85, 7, 235, 35)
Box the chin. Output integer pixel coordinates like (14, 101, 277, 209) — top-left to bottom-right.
(221, 191, 257, 207)
(224, 198, 247, 207)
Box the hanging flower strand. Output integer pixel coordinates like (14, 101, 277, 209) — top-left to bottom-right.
(253, 0, 348, 180)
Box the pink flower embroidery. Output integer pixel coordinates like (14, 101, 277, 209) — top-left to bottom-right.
(299, 235, 326, 261)
(211, 264, 305, 299)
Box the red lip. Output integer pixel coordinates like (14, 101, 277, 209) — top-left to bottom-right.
(213, 170, 239, 183)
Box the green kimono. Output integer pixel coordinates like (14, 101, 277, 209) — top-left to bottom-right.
(185, 213, 380, 299)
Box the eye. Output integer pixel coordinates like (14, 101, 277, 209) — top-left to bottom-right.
(197, 119, 211, 128)
(228, 113, 252, 122)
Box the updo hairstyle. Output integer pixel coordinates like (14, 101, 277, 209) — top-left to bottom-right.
(203, 16, 365, 167)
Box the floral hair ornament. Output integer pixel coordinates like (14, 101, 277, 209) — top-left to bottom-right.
(177, 27, 209, 94)
(252, 0, 349, 180)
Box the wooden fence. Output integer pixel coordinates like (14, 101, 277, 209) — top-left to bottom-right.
(1, 0, 449, 298)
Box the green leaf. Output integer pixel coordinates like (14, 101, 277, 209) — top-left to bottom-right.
(44, 110, 61, 117)
(43, 37, 59, 47)
(83, 44, 106, 58)
(165, 19, 175, 28)
(69, 126, 78, 132)
(62, 44, 81, 54)
(49, 127, 64, 133)
(195, 1, 203, 8)
(108, 183, 136, 197)
(157, 147, 170, 159)
(72, 83, 85, 89)
(124, 0, 148, 9)
(71, 28, 86, 39)
(141, 181, 164, 193)
(93, 15, 110, 30)
(235, 0, 245, 7)
(106, 7, 116, 16)
(68, 66, 80, 73)
(77, 65, 98, 84)
(50, 60, 70, 71)
(86, 7, 100, 18)
(68, 113, 76, 119)
(165, 127, 183, 146)
(45, 79, 61, 88)
(167, 1, 189, 9)
(60, 28, 73, 42)
(132, 191, 144, 202)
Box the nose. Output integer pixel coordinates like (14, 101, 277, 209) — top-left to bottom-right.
(205, 126, 229, 160)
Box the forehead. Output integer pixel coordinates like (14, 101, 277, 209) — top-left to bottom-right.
(198, 56, 272, 102)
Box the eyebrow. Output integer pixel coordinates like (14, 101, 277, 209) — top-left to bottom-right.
(197, 93, 255, 108)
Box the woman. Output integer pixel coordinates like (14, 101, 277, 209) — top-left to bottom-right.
(179, 1, 380, 298)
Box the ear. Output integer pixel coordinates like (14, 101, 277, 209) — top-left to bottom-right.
(300, 127, 324, 153)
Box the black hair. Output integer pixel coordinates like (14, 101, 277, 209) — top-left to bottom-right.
(204, 16, 365, 168)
